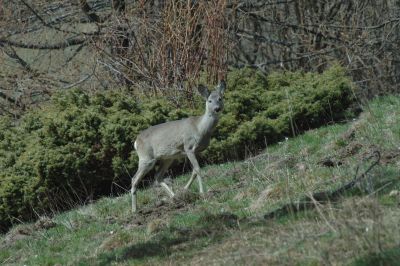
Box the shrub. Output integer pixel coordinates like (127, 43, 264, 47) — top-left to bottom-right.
(0, 65, 355, 231)
(204, 64, 355, 161)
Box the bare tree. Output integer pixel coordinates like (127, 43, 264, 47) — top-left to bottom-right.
(227, 0, 400, 97)
(0, 0, 229, 116)
(1, 0, 399, 116)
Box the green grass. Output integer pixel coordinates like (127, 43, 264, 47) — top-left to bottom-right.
(352, 246, 400, 266)
(1, 95, 400, 265)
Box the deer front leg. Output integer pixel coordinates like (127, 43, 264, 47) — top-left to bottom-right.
(131, 159, 156, 212)
(185, 151, 204, 194)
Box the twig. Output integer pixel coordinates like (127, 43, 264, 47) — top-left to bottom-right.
(2, 45, 33, 72)
(62, 75, 91, 89)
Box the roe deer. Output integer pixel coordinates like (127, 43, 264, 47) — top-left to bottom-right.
(131, 81, 226, 212)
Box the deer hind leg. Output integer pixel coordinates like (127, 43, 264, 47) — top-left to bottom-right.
(154, 159, 175, 198)
(184, 170, 197, 190)
(131, 158, 156, 213)
(185, 151, 204, 194)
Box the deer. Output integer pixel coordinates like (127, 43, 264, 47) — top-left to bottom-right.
(131, 81, 226, 212)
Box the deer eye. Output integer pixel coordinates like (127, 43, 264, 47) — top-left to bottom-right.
(208, 100, 212, 103)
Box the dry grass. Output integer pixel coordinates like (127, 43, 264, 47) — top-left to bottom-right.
(180, 197, 400, 266)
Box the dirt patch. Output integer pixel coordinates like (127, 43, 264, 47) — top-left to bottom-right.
(318, 157, 343, 167)
(380, 149, 400, 165)
(319, 141, 364, 167)
(1, 216, 56, 248)
(320, 112, 399, 168)
(126, 185, 241, 232)
(34, 216, 56, 230)
(322, 138, 399, 169)
(357, 146, 400, 166)
(339, 142, 363, 158)
(172, 190, 200, 204)
(128, 191, 199, 228)
(1, 226, 34, 248)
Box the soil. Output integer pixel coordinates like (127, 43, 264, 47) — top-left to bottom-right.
(128, 190, 200, 228)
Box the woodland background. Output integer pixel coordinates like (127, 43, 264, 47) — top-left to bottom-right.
(1, 0, 399, 117)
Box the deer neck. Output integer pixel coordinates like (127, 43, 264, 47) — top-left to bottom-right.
(197, 110, 219, 137)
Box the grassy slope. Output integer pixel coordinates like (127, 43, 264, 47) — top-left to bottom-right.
(1, 96, 399, 266)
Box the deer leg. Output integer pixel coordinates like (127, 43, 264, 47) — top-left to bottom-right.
(131, 159, 156, 213)
(186, 151, 205, 194)
(197, 173, 204, 194)
(184, 170, 197, 190)
(154, 159, 175, 198)
(160, 182, 175, 198)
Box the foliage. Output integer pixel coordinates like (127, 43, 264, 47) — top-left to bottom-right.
(0, 65, 356, 231)
(205, 64, 355, 161)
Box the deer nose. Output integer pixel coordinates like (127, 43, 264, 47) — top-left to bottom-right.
(214, 107, 221, 113)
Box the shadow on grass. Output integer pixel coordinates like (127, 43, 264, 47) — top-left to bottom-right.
(352, 246, 400, 266)
(78, 212, 239, 265)
(97, 236, 186, 265)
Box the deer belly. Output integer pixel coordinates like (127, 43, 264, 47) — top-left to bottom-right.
(154, 144, 185, 160)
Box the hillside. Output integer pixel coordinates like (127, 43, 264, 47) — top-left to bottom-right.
(1, 95, 399, 265)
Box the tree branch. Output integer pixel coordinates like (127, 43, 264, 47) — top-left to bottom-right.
(0, 37, 86, 50)
(0, 90, 21, 107)
(112, 0, 126, 14)
(18, 0, 99, 35)
(79, 0, 101, 22)
(236, 30, 294, 47)
(227, 0, 295, 10)
(246, 13, 347, 44)
(2, 46, 33, 72)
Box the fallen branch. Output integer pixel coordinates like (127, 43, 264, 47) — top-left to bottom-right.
(264, 151, 381, 219)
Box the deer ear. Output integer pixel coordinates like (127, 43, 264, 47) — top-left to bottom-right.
(217, 80, 226, 95)
(197, 84, 210, 99)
